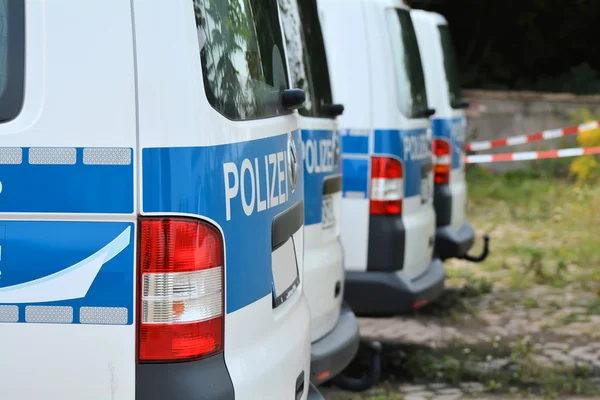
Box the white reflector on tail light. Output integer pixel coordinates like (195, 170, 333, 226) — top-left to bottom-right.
(138, 218, 224, 362)
(370, 156, 404, 215)
(141, 268, 222, 324)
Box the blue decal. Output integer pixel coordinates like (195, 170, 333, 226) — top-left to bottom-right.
(374, 129, 431, 198)
(143, 132, 304, 314)
(301, 129, 338, 225)
(0, 148, 133, 214)
(340, 131, 369, 155)
(432, 118, 466, 169)
(0, 221, 134, 324)
(341, 158, 369, 198)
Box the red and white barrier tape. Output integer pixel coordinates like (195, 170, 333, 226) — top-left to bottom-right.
(465, 121, 600, 152)
(465, 146, 600, 164)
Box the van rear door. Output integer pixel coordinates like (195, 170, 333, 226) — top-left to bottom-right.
(383, 6, 436, 278)
(0, 1, 137, 398)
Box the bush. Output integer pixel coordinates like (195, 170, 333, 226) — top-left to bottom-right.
(568, 109, 600, 183)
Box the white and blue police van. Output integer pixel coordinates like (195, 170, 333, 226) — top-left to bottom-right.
(317, 0, 445, 315)
(412, 10, 489, 262)
(0, 1, 321, 399)
(279, 0, 360, 385)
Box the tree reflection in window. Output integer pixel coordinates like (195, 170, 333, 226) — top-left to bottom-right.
(194, 0, 291, 121)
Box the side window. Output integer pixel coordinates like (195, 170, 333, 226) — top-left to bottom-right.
(279, 0, 333, 118)
(0, 0, 25, 123)
(386, 9, 428, 119)
(194, 0, 291, 120)
(438, 25, 462, 108)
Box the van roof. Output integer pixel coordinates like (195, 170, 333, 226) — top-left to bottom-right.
(410, 9, 447, 26)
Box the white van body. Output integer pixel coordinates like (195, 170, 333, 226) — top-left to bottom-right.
(412, 10, 475, 260)
(280, 0, 360, 385)
(318, 0, 445, 315)
(0, 1, 316, 399)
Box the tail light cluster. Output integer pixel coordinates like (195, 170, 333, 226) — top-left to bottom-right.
(370, 156, 404, 215)
(433, 139, 451, 185)
(137, 218, 224, 362)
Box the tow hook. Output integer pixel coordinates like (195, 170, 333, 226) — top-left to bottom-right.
(332, 340, 382, 392)
(460, 234, 490, 263)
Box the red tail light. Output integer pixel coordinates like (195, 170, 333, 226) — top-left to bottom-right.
(370, 156, 403, 215)
(137, 218, 224, 362)
(433, 139, 451, 184)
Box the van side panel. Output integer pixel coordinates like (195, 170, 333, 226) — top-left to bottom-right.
(0, 1, 137, 398)
(318, 0, 371, 272)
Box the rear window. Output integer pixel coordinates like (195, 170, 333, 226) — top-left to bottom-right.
(0, 0, 25, 123)
(386, 9, 427, 119)
(279, 0, 333, 118)
(194, 0, 291, 121)
(438, 25, 461, 108)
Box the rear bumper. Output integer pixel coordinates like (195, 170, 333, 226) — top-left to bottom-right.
(136, 353, 234, 400)
(344, 258, 445, 316)
(435, 220, 475, 260)
(310, 304, 360, 385)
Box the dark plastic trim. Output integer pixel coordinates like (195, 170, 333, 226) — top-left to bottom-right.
(435, 220, 475, 261)
(344, 258, 445, 316)
(310, 304, 360, 385)
(433, 184, 452, 227)
(323, 175, 342, 195)
(367, 214, 406, 272)
(135, 352, 234, 400)
(272, 200, 304, 251)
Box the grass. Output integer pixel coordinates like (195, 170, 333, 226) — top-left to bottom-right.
(462, 166, 600, 293)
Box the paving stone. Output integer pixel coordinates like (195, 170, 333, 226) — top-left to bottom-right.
(399, 384, 428, 393)
(405, 391, 435, 400)
(428, 383, 448, 390)
(459, 382, 485, 393)
(544, 342, 570, 351)
(433, 394, 462, 400)
(436, 388, 462, 395)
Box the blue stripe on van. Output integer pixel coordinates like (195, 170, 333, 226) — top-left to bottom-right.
(142, 132, 305, 314)
(373, 129, 430, 198)
(0, 221, 134, 325)
(432, 118, 466, 169)
(340, 131, 369, 154)
(341, 157, 369, 198)
(0, 148, 133, 214)
(301, 129, 338, 226)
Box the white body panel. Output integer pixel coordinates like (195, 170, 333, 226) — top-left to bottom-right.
(300, 116, 344, 342)
(0, 1, 137, 398)
(318, 0, 436, 276)
(412, 9, 467, 230)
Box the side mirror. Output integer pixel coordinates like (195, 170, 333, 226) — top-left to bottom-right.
(321, 103, 345, 118)
(416, 107, 436, 118)
(451, 99, 470, 109)
(281, 89, 306, 111)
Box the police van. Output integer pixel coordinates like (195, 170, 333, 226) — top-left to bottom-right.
(317, 0, 445, 315)
(279, 0, 360, 385)
(0, 1, 319, 399)
(412, 10, 488, 262)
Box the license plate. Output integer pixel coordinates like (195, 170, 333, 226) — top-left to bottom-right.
(322, 195, 336, 230)
(271, 238, 300, 308)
